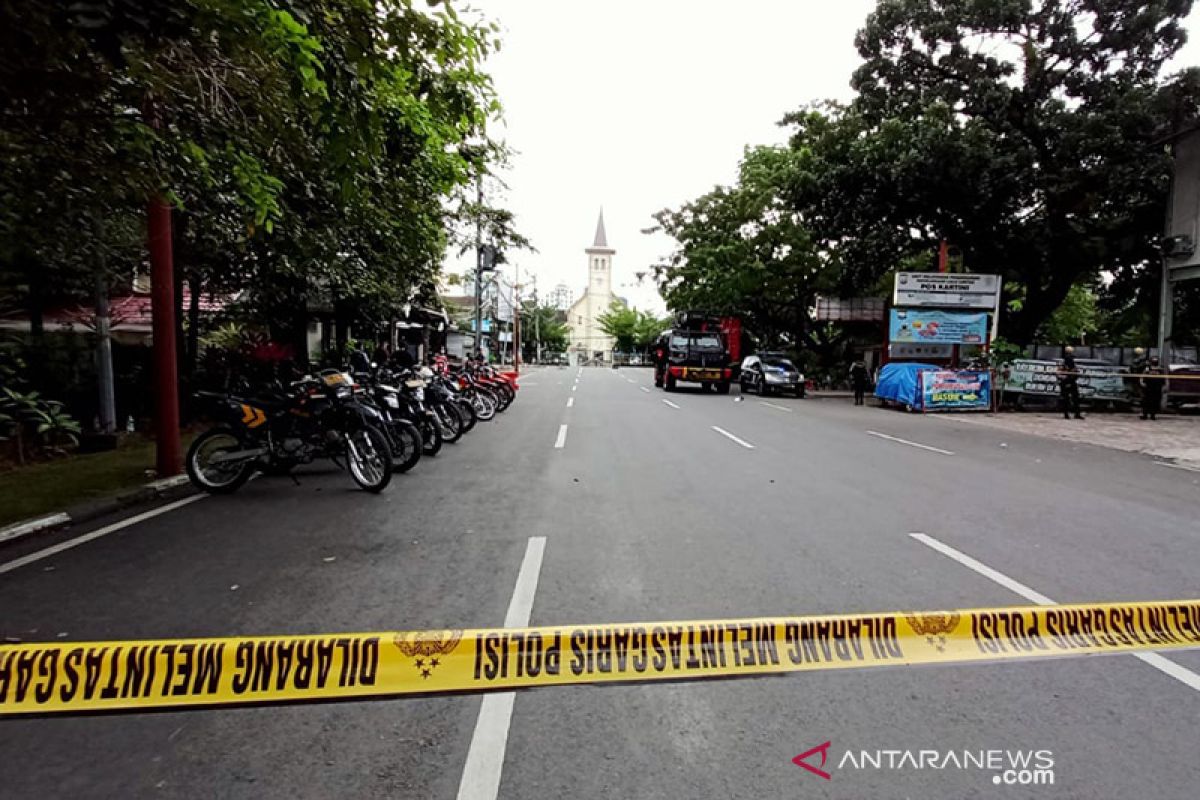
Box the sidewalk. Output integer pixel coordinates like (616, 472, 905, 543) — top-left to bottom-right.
(936, 411, 1200, 467)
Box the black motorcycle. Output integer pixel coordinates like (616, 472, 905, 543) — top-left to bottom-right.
(186, 370, 392, 493)
(360, 372, 425, 472)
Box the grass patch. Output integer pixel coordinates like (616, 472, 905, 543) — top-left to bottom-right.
(0, 434, 195, 527)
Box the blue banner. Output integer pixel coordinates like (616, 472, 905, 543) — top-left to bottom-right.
(890, 309, 988, 345)
(919, 370, 991, 411)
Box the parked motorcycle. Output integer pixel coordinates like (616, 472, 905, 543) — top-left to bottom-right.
(186, 370, 392, 493)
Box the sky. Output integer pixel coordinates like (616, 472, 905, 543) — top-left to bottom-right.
(447, 1, 1200, 316)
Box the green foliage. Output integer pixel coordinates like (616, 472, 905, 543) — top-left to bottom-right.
(520, 302, 569, 351)
(652, 145, 840, 351)
(655, 0, 1200, 349)
(0, 387, 81, 460)
(1037, 285, 1101, 345)
(0, 0, 509, 357)
(597, 302, 667, 352)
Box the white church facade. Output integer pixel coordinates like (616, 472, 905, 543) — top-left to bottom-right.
(568, 210, 617, 363)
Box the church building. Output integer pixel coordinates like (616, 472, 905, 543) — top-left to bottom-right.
(568, 210, 617, 362)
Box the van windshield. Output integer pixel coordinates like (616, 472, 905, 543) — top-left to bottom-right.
(670, 333, 722, 350)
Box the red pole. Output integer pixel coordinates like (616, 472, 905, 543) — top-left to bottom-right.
(148, 196, 181, 476)
(938, 240, 949, 273)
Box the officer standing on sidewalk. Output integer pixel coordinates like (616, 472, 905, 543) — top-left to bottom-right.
(1060, 346, 1083, 420)
(1141, 357, 1167, 421)
(849, 358, 870, 406)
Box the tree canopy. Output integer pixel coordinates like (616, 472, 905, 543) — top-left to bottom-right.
(653, 0, 1200, 348)
(597, 301, 668, 352)
(0, 0, 510, 358)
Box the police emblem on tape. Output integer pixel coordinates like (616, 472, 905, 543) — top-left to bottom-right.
(393, 630, 463, 679)
(905, 612, 961, 652)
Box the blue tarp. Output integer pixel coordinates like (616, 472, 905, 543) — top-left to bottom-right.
(874, 362, 938, 408)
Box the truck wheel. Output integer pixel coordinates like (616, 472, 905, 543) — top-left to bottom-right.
(665, 374, 676, 392)
(701, 382, 711, 392)
(716, 382, 730, 395)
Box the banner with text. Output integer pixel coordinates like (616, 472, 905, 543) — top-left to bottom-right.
(919, 370, 991, 411)
(890, 309, 988, 345)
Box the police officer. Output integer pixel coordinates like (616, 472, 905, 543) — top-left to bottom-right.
(1141, 357, 1167, 420)
(1060, 346, 1083, 420)
(652, 335, 669, 388)
(1128, 346, 1148, 405)
(849, 358, 870, 406)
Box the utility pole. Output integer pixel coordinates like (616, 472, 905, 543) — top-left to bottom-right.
(473, 173, 483, 359)
(513, 277, 521, 375)
(533, 280, 541, 365)
(148, 196, 181, 476)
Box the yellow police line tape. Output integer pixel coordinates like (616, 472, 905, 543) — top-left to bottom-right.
(2, 599, 1198, 716)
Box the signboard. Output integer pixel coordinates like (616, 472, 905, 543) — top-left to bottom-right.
(1001, 359, 1131, 403)
(919, 370, 990, 411)
(814, 297, 886, 322)
(893, 272, 1000, 309)
(889, 309, 987, 345)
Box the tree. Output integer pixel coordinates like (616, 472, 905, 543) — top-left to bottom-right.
(1036, 284, 1101, 344)
(520, 301, 568, 352)
(652, 145, 841, 351)
(842, 0, 1200, 343)
(597, 301, 668, 353)
(1, 0, 509, 377)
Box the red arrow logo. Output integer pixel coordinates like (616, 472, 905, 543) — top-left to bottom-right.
(793, 741, 832, 780)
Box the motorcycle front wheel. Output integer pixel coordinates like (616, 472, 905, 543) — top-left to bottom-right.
(389, 420, 423, 473)
(345, 424, 393, 493)
(472, 390, 497, 421)
(455, 399, 477, 432)
(434, 404, 463, 443)
(421, 416, 444, 455)
(186, 427, 255, 494)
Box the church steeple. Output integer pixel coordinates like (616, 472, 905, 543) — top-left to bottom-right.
(592, 208, 608, 248)
(585, 207, 615, 255)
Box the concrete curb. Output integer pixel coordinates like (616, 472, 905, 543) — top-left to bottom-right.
(0, 474, 195, 546)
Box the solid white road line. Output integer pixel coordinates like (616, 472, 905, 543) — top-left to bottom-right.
(0, 495, 205, 576)
(566, 397, 574, 408)
(456, 536, 547, 800)
(662, 400, 680, 409)
(909, 532, 1200, 694)
(711, 426, 755, 449)
(866, 430, 954, 456)
(640, 386, 650, 393)
(554, 424, 568, 449)
(759, 401, 792, 412)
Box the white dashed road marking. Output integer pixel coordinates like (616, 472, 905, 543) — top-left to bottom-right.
(554, 424, 568, 449)
(711, 426, 755, 449)
(662, 399, 680, 409)
(566, 397, 574, 408)
(456, 536, 547, 800)
(866, 430, 954, 456)
(759, 401, 792, 412)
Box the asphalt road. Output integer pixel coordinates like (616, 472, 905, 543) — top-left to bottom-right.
(2, 365, 1199, 799)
